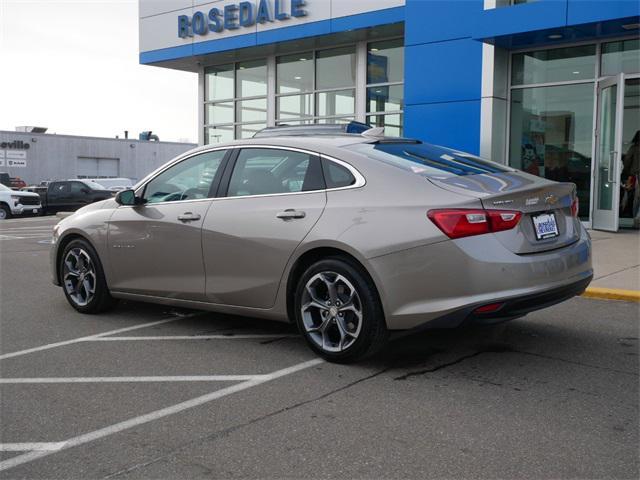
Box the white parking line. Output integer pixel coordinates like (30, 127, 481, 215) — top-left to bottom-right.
(89, 334, 297, 341)
(0, 443, 66, 452)
(0, 358, 324, 472)
(0, 375, 269, 384)
(0, 317, 188, 360)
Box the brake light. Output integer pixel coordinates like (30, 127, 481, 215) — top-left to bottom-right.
(428, 209, 522, 239)
(571, 197, 579, 217)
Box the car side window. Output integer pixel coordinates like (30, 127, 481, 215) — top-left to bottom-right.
(71, 182, 89, 194)
(50, 182, 69, 195)
(143, 150, 226, 204)
(322, 159, 356, 188)
(227, 149, 324, 197)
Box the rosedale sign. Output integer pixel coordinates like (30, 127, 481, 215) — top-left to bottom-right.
(178, 0, 308, 38)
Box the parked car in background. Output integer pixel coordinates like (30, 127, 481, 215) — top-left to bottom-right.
(40, 180, 114, 214)
(10, 177, 27, 190)
(0, 183, 41, 219)
(85, 178, 134, 192)
(50, 123, 593, 362)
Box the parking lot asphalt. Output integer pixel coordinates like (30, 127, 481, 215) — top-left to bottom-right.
(0, 216, 638, 479)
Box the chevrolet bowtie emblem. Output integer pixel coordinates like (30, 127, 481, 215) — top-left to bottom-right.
(545, 194, 559, 205)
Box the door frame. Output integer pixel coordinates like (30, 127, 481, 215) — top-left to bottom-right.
(592, 73, 625, 231)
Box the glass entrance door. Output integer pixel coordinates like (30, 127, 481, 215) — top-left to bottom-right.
(593, 75, 623, 231)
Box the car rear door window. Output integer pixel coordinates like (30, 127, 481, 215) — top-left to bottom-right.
(227, 149, 324, 197)
(144, 150, 226, 204)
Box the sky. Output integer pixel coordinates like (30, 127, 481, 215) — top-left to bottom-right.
(0, 0, 198, 143)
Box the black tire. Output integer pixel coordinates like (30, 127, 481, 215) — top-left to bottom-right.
(0, 204, 12, 220)
(294, 257, 388, 363)
(59, 238, 117, 314)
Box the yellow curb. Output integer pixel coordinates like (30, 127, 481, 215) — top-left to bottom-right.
(582, 287, 640, 302)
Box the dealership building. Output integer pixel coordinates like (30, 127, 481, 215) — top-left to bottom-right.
(0, 129, 196, 186)
(139, 0, 639, 231)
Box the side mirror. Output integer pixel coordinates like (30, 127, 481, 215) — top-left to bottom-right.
(115, 189, 138, 206)
(81, 188, 90, 194)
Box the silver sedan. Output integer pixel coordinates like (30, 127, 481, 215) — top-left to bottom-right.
(51, 126, 593, 362)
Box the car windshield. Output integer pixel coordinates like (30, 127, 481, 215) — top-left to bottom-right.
(346, 142, 513, 180)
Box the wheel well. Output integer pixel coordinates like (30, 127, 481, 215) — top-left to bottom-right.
(286, 247, 381, 323)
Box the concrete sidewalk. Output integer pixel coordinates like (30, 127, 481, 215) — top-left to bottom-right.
(586, 229, 640, 301)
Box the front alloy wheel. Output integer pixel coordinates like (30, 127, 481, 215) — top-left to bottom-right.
(60, 238, 117, 314)
(63, 247, 97, 307)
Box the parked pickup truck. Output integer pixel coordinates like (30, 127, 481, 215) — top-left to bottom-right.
(35, 180, 115, 214)
(0, 183, 42, 219)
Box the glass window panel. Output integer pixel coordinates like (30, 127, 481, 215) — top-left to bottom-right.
(367, 114, 403, 137)
(511, 45, 596, 85)
(235, 123, 267, 139)
(205, 102, 234, 125)
(277, 53, 314, 94)
(620, 78, 640, 221)
(236, 60, 267, 98)
(236, 98, 267, 123)
(367, 85, 403, 113)
(205, 64, 234, 101)
(205, 125, 234, 144)
(322, 159, 356, 188)
(277, 94, 314, 120)
(509, 83, 594, 218)
(367, 39, 404, 84)
(228, 148, 321, 196)
(316, 89, 355, 117)
(316, 47, 356, 89)
(143, 150, 225, 203)
(601, 39, 640, 76)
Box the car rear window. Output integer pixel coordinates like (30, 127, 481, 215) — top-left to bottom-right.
(346, 143, 512, 179)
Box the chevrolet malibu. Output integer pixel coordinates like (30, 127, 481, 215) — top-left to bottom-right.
(51, 125, 593, 362)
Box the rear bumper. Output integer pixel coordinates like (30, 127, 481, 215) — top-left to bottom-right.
(412, 274, 593, 331)
(369, 225, 592, 330)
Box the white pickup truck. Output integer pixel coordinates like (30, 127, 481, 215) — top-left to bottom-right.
(0, 183, 42, 219)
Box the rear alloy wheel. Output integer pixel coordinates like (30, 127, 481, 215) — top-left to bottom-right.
(60, 239, 117, 314)
(295, 258, 387, 363)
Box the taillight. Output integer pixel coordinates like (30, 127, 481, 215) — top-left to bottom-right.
(571, 197, 579, 217)
(428, 209, 522, 239)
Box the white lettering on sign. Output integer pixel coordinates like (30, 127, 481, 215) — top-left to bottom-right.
(0, 158, 4, 167)
(7, 159, 27, 167)
(6, 151, 26, 160)
(0, 150, 5, 159)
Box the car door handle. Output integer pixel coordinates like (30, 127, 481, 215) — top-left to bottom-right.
(276, 209, 306, 220)
(177, 212, 201, 222)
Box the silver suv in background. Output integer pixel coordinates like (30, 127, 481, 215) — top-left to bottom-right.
(50, 124, 592, 362)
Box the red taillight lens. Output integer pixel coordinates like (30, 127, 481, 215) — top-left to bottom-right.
(428, 209, 522, 239)
(487, 210, 522, 232)
(571, 197, 579, 217)
(427, 209, 490, 239)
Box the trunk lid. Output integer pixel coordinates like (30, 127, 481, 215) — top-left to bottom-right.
(428, 171, 580, 254)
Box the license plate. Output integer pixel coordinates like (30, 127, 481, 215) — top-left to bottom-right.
(32, 209, 38, 214)
(532, 213, 559, 240)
